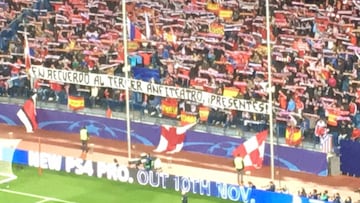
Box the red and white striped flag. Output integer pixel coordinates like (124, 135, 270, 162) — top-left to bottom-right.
(321, 134, 333, 154)
(24, 32, 31, 71)
(16, 94, 38, 133)
(232, 130, 268, 171)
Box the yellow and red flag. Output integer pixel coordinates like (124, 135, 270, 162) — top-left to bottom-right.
(68, 96, 85, 111)
(209, 23, 224, 35)
(219, 9, 233, 19)
(223, 87, 239, 98)
(199, 107, 210, 122)
(285, 127, 302, 146)
(161, 98, 178, 118)
(180, 111, 197, 125)
(206, 2, 220, 13)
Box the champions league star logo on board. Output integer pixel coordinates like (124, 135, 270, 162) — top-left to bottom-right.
(68, 120, 117, 138)
(206, 141, 239, 157)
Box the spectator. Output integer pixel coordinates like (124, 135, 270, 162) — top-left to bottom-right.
(320, 190, 329, 202)
(248, 181, 256, 190)
(344, 196, 352, 203)
(265, 181, 276, 192)
(332, 192, 341, 203)
(181, 191, 188, 203)
(338, 121, 352, 144)
(298, 188, 307, 198)
(79, 126, 89, 153)
(308, 189, 319, 200)
(89, 86, 99, 108)
(234, 156, 244, 184)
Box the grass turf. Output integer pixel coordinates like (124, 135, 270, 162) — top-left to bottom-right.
(0, 166, 232, 203)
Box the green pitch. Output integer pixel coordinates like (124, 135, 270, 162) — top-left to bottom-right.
(0, 174, 9, 181)
(0, 166, 231, 203)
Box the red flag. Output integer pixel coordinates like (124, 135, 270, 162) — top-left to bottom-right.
(16, 94, 38, 133)
(232, 130, 268, 171)
(24, 33, 31, 71)
(154, 123, 196, 154)
(106, 107, 112, 118)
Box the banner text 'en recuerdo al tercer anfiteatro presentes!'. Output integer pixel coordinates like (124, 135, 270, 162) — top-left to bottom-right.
(30, 66, 269, 114)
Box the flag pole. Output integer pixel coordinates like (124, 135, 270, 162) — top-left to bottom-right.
(23, 19, 34, 90)
(265, 0, 275, 180)
(121, 0, 132, 160)
(38, 136, 42, 176)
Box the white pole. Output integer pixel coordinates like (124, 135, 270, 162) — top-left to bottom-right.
(121, 0, 132, 160)
(23, 20, 35, 90)
(265, 0, 275, 180)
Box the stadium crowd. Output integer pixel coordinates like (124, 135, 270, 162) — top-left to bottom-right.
(0, 0, 359, 202)
(0, 0, 360, 150)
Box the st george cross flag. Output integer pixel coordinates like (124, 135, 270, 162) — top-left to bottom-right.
(232, 130, 268, 171)
(16, 94, 38, 133)
(154, 123, 196, 154)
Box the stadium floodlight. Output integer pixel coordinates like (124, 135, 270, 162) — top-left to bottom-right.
(121, 0, 132, 160)
(265, 0, 275, 180)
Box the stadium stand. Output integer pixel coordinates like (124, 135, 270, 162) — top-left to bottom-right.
(0, 0, 359, 201)
(0, 0, 360, 154)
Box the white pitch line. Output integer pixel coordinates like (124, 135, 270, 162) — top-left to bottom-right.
(36, 198, 52, 203)
(0, 189, 77, 203)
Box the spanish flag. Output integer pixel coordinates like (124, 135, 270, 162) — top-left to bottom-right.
(206, 2, 220, 14)
(161, 98, 178, 118)
(68, 96, 85, 111)
(285, 127, 302, 146)
(223, 87, 239, 98)
(180, 111, 197, 125)
(219, 9, 233, 19)
(199, 107, 210, 122)
(209, 23, 225, 35)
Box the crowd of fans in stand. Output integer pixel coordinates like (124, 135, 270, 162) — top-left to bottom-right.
(0, 0, 359, 202)
(0, 0, 360, 149)
(296, 187, 353, 203)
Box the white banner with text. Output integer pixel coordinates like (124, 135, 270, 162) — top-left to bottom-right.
(30, 66, 269, 114)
